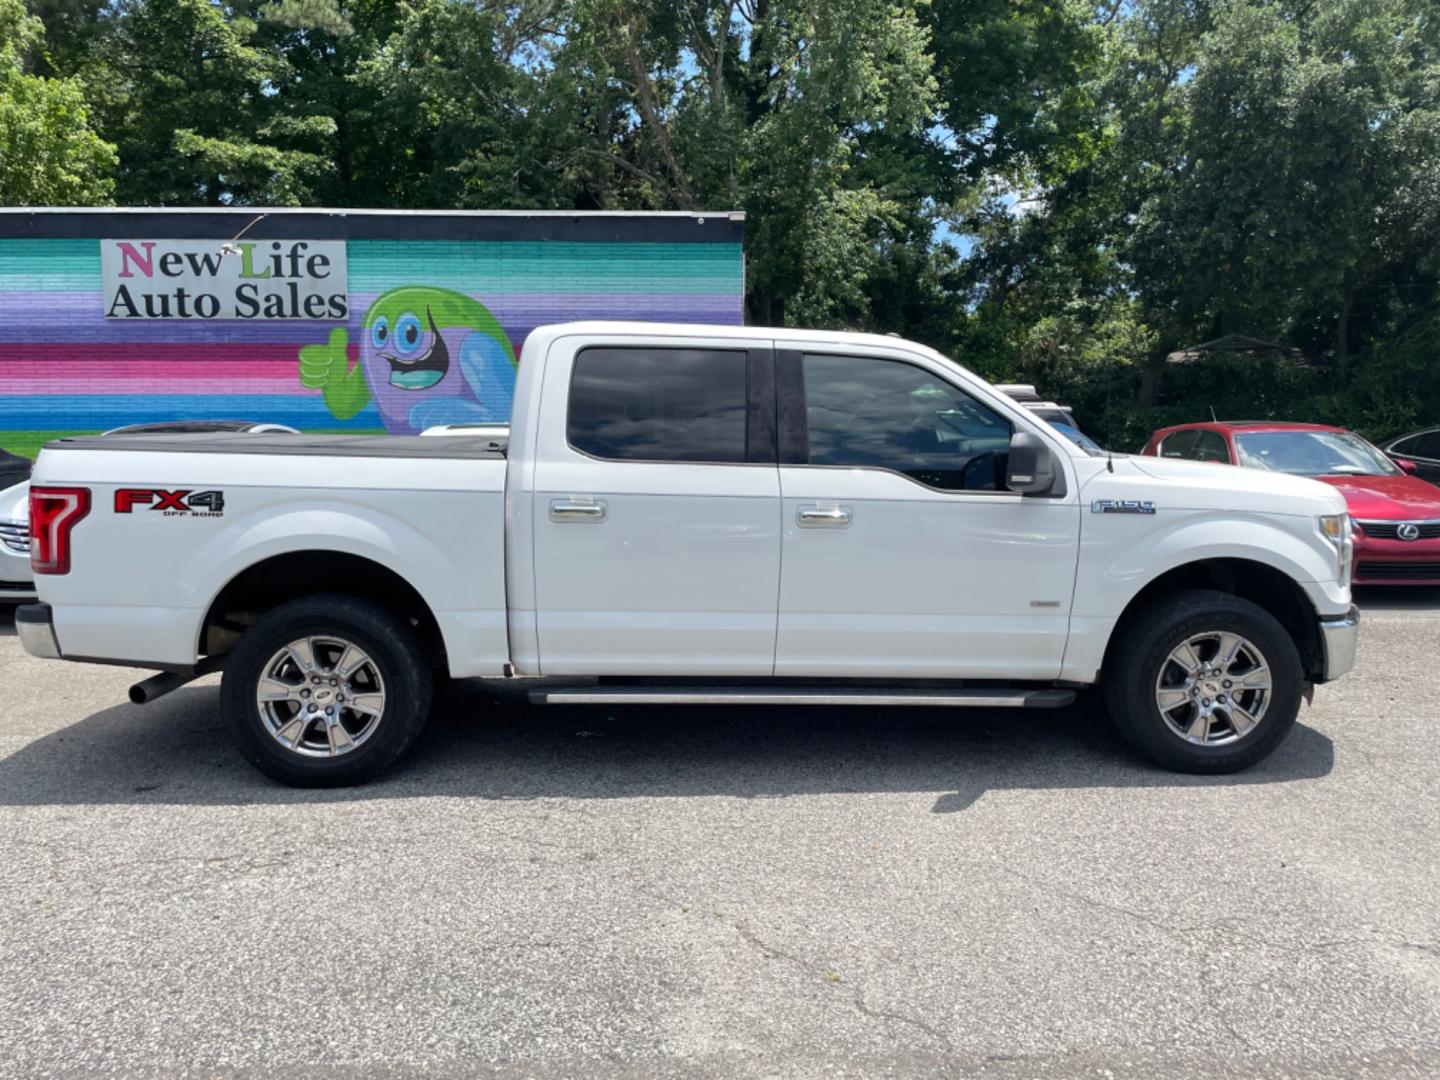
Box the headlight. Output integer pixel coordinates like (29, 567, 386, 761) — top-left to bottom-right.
(1319, 513, 1353, 583)
(1319, 513, 1348, 544)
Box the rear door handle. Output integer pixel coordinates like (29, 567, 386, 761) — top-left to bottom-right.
(797, 505, 852, 528)
(550, 499, 607, 523)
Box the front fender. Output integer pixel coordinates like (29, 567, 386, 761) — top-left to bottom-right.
(1088, 512, 1339, 609)
(1061, 510, 1349, 682)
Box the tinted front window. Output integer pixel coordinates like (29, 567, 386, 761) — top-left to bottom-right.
(800, 354, 1012, 491)
(568, 347, 749, 463)
(1234, 431, 1399, 477)
(1406, 432, 1440, 459)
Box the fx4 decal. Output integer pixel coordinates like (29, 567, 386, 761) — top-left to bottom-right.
(1091, 498, 1156, 515)
(114, 489, 226, 517)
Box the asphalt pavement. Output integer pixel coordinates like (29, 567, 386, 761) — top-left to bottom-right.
(1, 590, 1438, 1079)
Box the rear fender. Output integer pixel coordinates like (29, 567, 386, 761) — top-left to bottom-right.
(181, 497, 506, 676)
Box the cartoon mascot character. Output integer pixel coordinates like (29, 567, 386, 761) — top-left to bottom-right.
(300, 286, 517, 434)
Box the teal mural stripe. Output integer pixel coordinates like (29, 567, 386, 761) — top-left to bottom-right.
(0, 239, 746, 294)
(0, 239, 102, 291)
(347, 241, 743, 294)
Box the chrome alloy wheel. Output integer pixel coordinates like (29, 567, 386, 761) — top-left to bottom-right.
(1154, 631, 1272, 746)
(255, 636, 386, 757)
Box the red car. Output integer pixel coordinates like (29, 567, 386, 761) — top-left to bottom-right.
(1142, 421, 1440, 586)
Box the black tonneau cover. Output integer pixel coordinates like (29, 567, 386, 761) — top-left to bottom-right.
(44, 432, 507, 459)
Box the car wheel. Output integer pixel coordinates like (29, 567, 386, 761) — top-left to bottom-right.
(221, 594, 433, 787)
(1103, 589, 1302, 774)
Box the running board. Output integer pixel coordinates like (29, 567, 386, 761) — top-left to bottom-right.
(529, 686, 1076, 709)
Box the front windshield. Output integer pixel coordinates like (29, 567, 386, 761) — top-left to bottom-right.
(1234, 430, 1398, 477)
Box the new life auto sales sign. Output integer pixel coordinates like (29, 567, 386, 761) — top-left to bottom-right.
(101, 238, 348, 320)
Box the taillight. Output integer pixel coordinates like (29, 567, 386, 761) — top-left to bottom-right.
(29, 486, 91, 575)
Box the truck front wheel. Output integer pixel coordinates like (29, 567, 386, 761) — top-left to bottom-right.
(220, 594, 434, 786)
(1103, 589, 1303, 773)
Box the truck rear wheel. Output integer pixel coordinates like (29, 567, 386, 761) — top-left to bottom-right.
(220, 594, 433, 786)
(1102, 589, 1302, 774)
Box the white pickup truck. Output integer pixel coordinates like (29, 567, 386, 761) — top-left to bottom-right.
(17, 322, 1359, 785)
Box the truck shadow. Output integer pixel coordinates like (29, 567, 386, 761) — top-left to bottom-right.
(0, 677, 1334, 809)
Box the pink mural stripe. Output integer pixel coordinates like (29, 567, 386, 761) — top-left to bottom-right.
(0, 342, 316, 366)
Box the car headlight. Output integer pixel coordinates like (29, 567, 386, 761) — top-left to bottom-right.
(1320, 513, 1353, 582)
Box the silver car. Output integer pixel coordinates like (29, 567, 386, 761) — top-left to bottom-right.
(0, 480, 32, 602)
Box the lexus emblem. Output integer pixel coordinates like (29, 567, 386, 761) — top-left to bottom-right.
(1398, 523, 1422, 541)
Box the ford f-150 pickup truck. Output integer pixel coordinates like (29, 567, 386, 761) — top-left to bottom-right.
(16, 322, 1360, 786)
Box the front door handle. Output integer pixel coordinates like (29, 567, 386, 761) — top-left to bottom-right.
(550, 499, 607, 523)
(797, 505, 852, 528)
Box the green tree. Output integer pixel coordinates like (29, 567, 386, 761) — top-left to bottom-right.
(0, 0, 115, 204)
(241, 0, 424, 207)
(23, 0, 113, 80)
(348, 0, 555, 208)
(538, 0, 944, 326)
(10, 0, 1437, 441)
(959, 0, 1440, 435)
(926, 0, 1102, 186)
(94, 0, 333, 205)
(1123, 0, 1440, 378)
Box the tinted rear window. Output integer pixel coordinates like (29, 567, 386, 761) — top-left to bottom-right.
(1191, 430, 1230, 463)
(1159, 429, 1200, 458)
(568, 347, 749, 463)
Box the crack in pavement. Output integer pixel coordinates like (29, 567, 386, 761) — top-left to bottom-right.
(1198, 960, 1258, 1052)
(986, 864, 1437, 961)
(622, 875, 953, 1052)
(727, 916, 955, 1052)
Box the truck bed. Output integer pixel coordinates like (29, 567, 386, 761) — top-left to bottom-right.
(43, 433, 507, 459)
(29, 430, 511, 677)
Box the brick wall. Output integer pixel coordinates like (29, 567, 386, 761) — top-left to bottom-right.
(0, 210, 745, 456)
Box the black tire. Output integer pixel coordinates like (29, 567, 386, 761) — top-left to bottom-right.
(1102, 589, 1303, 774)
(221, 594, 433, 787)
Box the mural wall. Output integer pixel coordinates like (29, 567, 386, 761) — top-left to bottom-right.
(0, 211, 746, 457)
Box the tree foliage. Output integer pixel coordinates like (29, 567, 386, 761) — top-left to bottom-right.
(958, 0, 1440, 439)
(6, 0, 1440, 441)
(0, 0, 114, 204)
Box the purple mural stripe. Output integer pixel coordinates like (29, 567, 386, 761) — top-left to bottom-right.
(7, 376, 299, 394)
(0, 317, 352, 346)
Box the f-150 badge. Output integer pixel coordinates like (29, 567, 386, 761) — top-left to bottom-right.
(1091, 499, 1156, 515)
